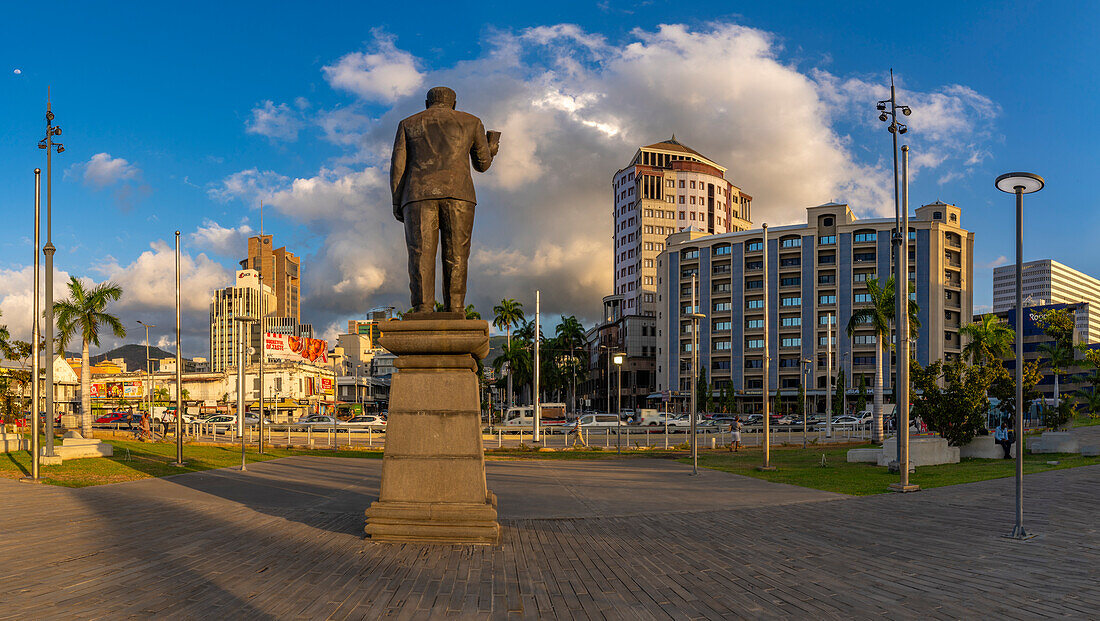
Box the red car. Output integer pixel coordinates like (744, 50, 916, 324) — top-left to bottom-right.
(94, 412, 132, 425)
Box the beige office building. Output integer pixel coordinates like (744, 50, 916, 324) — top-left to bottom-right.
(656, 201, 973, 410)
(613, 137, 753, 317)
(240, 234, 302, 323)
(992, 259, 1100, 343)
(209, 269, 276, 373)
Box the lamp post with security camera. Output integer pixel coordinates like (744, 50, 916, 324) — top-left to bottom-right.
(39, 92, 64, 450)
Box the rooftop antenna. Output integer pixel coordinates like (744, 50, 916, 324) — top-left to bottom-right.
(260, 199, 263, 237)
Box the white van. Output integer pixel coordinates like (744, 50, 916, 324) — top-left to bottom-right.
(502, 406, 534, 427)
(577, 414, 620, 428)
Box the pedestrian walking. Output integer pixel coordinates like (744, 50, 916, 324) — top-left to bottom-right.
(570, 418, 587, 448)
(729, 416, 743, 452)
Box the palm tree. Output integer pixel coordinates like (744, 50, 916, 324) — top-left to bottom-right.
(492, 299, 524, 409)
(846, 275, 920, 444)
(961, 313, 1015, 366)
(54, 277, 126, 437)
(1038, 342, 1074, 409)
(463, 304, 481, 320)
(554, 316, 587, 413)
(0, 309, 12, 360)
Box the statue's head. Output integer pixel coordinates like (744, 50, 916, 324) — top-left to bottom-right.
(425, 86, 457, 110)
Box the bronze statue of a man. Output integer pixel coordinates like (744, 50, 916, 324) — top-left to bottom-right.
(390, 86, 500, 313)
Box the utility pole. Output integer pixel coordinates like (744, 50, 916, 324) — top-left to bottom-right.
(24, 168, 42, 483)
(533, 290, 541, 443)
(39, 91, 64, 450)
(173, 232, 185, 466)
(826, 312, 833, 439)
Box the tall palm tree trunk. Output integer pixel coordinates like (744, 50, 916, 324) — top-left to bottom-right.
(873, 340, 884, 444)
(81, 340, 92, 438)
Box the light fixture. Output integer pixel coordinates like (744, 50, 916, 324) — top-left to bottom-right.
(902, 107, 912, 116)
(995, 172, 1044, 194)
(613, 353, 624, 365)
(898, 125, 907, 134)
(879, 112, 889, 122)
(876, 102, 886, 111)
(888, 125, 896, 133)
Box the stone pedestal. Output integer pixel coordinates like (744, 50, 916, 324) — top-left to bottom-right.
(878, 435, 959, 467)
(364, 314, 500, 545)
(1029, 431, 1080, 454)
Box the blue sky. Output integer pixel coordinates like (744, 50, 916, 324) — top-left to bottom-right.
(1, 1, 1097, 354)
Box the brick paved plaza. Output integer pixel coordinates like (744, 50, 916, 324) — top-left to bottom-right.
(1, 457, 1096, 619)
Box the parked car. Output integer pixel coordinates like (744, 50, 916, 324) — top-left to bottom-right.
(576, 414, 621, 429)
(814, 415, 861, 430)
(94, 411, 132, 426)
(295, 415, 336, 429)
(344, 414, 387, 431)
(200, 415, 237, 432)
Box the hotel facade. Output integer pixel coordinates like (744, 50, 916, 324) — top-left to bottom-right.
(655, 201, 974, 411)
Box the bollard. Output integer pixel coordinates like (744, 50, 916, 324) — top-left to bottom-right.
(307, 427, 311, 446)
(287, 426, 291, 447)
(498, 429, 502, 448)
(368, 427, 373, 447)
(626, 428, 630, 448)
(605, 429, 609, 447)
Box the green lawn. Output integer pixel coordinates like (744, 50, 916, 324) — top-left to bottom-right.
(684, 443, 1100, 495)
(1, 440, 382, 488)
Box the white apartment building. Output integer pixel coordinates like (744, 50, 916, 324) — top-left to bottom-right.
(613, 137, 753, 317)
(993, 259, 1100, 343)
(209, 269, 276, 373)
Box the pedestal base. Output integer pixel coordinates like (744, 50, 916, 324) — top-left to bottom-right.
(364, 316, 500, 545)
(888, 483, 921, 493)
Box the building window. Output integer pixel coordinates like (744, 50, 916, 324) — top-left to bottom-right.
(781, 316, 801, 327)
(713, 282, 731, 293)
(781, 337, 801, 348)
(823, 217, 834, 227)
(746, 319, 764, 329)
(746, 279, 764, 290)
(780, 276, 800, 287)
(820, 315, 836, 325)
(713, 360, 731, 371)
(690, 181, 696, 189)
(853, 231, 877, 243)
(713, 263, 731, 274)
(681, 268, 698, 278)
(819, 294, 837, 305)
(853, 252, 876, 263)
(818, 254, 836, 265)
(934, 212, 943, 220)
(713, 340, 731, 351)
(746, 260, 763, 270)
(714, 244, 731, 256)
(853, 272, 875, 283)
(714, 320, 732, 331)
(780, 237, 802, 248)
(747, 241, 763, 252)
(780, 257, 801, 267)
(819, 273, 836, 285)
(854, 293, 872, 304)
(818, 336, 838, 347)
(746, 299, 764, 309)
(746, 338, 764, 349)
(745, 358, 763, 369)
(780, 296, 801, 307)
(852, 334, 877, 345)
(683, 249, 699, 260)
(819, 235, 837, 245)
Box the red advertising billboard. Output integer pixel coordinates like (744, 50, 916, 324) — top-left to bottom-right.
(264, 333, 328, 364)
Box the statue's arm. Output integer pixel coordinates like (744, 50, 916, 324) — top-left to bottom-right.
(471, 119, 494, 173)
(390, 124, 407, 222)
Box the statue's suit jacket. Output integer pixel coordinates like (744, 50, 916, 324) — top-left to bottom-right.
(390, 106, 494, 210)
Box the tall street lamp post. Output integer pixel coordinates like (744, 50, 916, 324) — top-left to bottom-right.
(613, 353, 624, 454)
(233, 315, 258, 471)
(24, 169, 42, 483)
(137, 321, 155, 425)
(801, 358, 813, 449)
(996, 171, 1044, 540)
(173, 231, 185, 466)
(759, 223, 775, 471)
(39, 94, 64, 451)
(689, 273, 706, 475)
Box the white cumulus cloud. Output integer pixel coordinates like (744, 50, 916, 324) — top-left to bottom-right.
(220, 21, 999, 332)
(70, 152, 141, 189)
(189, 219, 255, 257)
(322, 30, 423, 102)
(246, 100, 303, 141)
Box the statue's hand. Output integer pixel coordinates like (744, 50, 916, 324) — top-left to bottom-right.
(393, 204, 404, 223)
(487, 130, 501, 157)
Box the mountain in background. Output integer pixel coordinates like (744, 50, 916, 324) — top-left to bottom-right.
(85, 344, 176, 372)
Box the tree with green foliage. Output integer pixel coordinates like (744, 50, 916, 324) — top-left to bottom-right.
(855, 374, 869, 414)
(846, 275, 921, 443)
(795, 384, 806, 417)
(987, 361, 1041, 426)
(54, 277, 126, 438)
(912, 358, 994, 446)
(695, 367, 712, 414)
(1035, 307, 1077, 410)
(832, 368, 845, 418)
